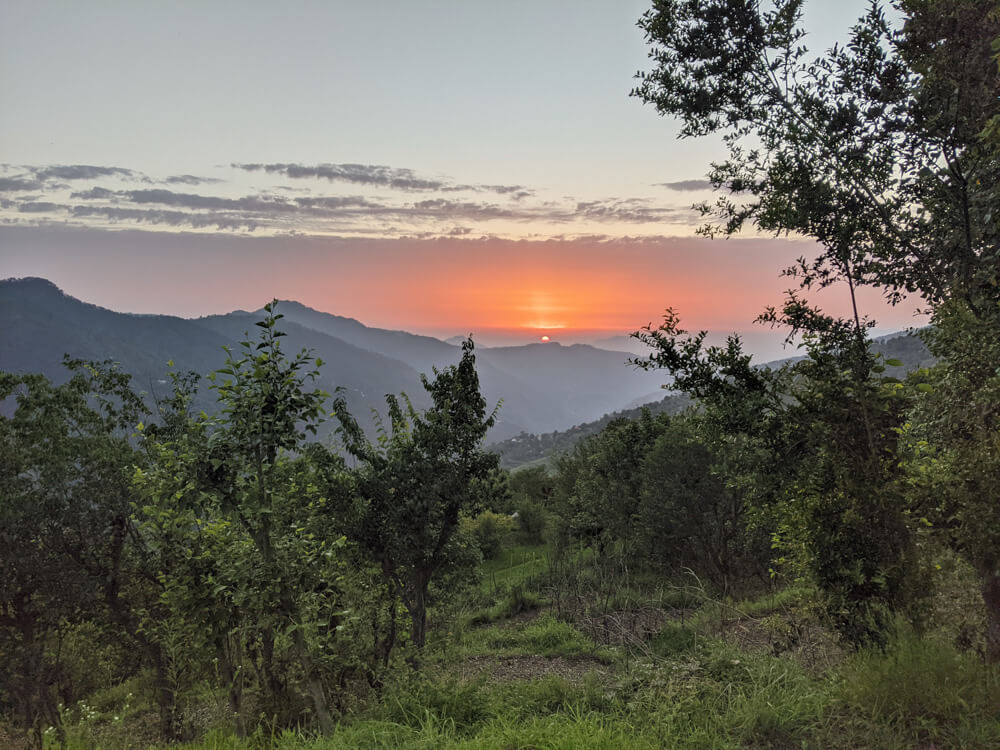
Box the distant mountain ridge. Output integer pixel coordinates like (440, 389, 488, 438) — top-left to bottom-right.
(493, 329, 935, 469)
(0, 277, 668, 440)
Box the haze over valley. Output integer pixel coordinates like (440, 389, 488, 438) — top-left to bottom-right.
(0, 276, 673, 442)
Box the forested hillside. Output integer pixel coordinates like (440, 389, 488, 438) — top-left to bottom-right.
(493, 331, 932, 469)
(0, 277, 666, 441)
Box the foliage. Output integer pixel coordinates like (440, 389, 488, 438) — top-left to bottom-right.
(902, 299, 1000, 661)
(461, 511, 516, 561)
(334, 339, 500, 651)
(632, 0, 1000, 651)
(0, 360, 159, 746)
(491, 392, 692, 469)
(634, 0, 999, 310)
(135, 302, 350, 735)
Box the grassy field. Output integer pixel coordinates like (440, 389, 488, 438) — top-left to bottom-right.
(38, 545, 1000, 750)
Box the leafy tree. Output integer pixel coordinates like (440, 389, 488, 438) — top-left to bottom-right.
(633, 308, 914, 645)
(633, 0, 999, 310)
(0, 361, 176, 744)
(508, 466, 555, 544)
(633, 0, 999, 650)
(136, 303, 347, 733)
(552, 411, 669, 564)
(640, 416, 765, 591)
(903, 300, 1000, 661)
(335, 339, 499, 651)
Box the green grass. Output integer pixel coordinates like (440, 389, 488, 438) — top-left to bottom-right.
(479, 543, 552, 593)
(37, 561, 1000, 750)
(454, 614, 610, 662)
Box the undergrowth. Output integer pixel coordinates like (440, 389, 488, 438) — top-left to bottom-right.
(38, 558, 1000, 750)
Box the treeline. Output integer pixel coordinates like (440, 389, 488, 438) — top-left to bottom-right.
(545, 314, 998, 649)
(620, 0, 1000, 662)
(0, 308, 503, 746)
(491, 392, 692, 469)
(492, 332, 933, 470)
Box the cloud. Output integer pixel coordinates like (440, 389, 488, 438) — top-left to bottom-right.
(233, 162, 528, 196)
(2, 161, 701, 238)
(410, 198, 520, 221)
(31, 164, 144, 182)
(293, 195, 381, 210)
(656, 179, 714, 191)
(70, 187, 117, 200)
(573, 198, 698, 224)
(125, 188, 300, 213)
(235, 162, 445, 190)
(68, 205, 257, 231)
(17, 201, 64, 213)
(164, 174, 224, 185)
(0, 175, 46, 192)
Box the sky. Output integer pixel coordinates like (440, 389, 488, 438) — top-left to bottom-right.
(0, 1, 925, 358)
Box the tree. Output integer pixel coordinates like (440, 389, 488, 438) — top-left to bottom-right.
(551, 412, 668, 565)
(903, 300, 1000, 661)
(0, 361, 171, 745)
(633, 0, 1000, 653)
(633, 308, 915, 645)
(136, 303, 348, 733)
(335, 339, 499, 652)
(640, 416, 765, 591)
(633, 0, 999, 311)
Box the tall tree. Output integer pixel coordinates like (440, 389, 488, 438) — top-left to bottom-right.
(633, 0, 1000, 654)
(633, 0, 999, 310)
(136, 303, 347, 733)
(0, 361, 174, 744)
(336, 339, 499, 651)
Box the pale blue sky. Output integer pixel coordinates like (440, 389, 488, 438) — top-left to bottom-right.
(1, 0, 872, 196)
(2, 1, 921, 355)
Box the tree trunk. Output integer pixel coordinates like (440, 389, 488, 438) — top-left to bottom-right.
(410, 580, 428, 651)
(983, 569, 1000, 664)
(150, 648, 178, 741)
(216, 639, 246, 738)
(259, 626, 285, 715)
(290, 627, 335, 734)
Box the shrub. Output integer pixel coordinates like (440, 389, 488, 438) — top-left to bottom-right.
(463, 511, 517, 560)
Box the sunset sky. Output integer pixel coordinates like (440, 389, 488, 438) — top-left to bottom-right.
(1, 1, 924, 357)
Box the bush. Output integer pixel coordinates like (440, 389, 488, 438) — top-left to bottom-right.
(514, 499, 549, 545)
(651, 623, 698, 657)
(463, 511, 517, 560)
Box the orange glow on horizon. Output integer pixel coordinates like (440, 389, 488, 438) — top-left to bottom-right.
(283, 237, 816, 333)
(28, 231, 922, 339)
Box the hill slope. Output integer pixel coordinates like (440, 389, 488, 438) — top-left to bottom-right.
(1, 278, 675, 440)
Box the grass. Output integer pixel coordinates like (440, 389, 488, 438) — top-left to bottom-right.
(479, 543, 552, 593)
(38, 549, 1000, 750)
(453, 614, 612, 662)
(48, 630, 1000, 750)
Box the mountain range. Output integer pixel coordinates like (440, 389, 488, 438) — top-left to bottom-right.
(492, 328, 935, 468)
(0, 277, 669, 442)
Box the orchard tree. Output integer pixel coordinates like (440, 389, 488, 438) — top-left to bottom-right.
(903, 301, 1000, 661)
(0, 361, 171, 744)
(335, 339, 499, 652)
(633, 0, 999, 652)
(633, 311, 914, 645)
(136, 303, 347, 733)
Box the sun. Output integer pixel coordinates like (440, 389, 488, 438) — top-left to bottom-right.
(540, 335, 550, 343)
